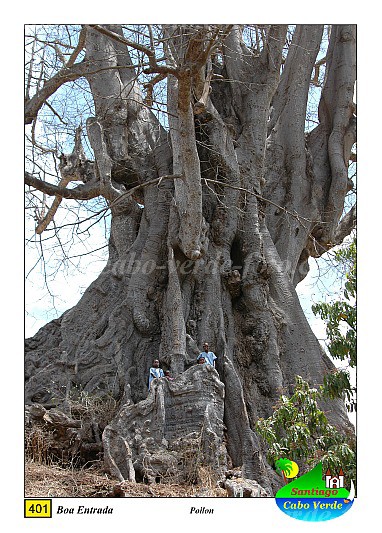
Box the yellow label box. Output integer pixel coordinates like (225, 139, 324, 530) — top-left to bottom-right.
(25, 499, 52, 518)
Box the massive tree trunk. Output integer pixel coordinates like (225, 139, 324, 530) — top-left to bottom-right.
(25, 24, 356, 492)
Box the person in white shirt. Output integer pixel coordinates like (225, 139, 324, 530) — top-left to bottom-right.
(148, 359, 164, 389)
(197, 342, 217, 367)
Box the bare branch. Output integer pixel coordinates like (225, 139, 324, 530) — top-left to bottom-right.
(66, 26, 87, 68)
(25, 60, 89, 124)
(25, 171, 100, 200)
(109, 174, 184, 211)
(35, 175, 72, 234)
(311, 56, 327, 87)
(26, 172, 184, 233)
(333, 204, 356, 246)
(88, 24, 179, 77)
(143, 73, 166, 107)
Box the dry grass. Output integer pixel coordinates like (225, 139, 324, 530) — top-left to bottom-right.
(25, 461, 116, 498)
(25, 461, 227, 498)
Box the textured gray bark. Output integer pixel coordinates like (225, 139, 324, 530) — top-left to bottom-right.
(25, 24, 356, 493)
(103, 365, 227, 484)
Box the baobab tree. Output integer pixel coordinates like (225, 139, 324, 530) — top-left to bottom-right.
(25, 24, 356, 488)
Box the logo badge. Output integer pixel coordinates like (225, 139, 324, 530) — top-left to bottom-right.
(275, 461, 355, 522)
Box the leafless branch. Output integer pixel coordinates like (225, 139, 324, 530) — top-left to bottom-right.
(333, 204, 356, 246)
(25, 60, 89, 124)
(25, 171, 100, 200)
(26, 172, 185, 233)
(88, 24, 179, 77)
(311, 56, 327, 87)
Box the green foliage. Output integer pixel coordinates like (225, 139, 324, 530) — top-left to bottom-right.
(323, 369, 355, 412)
(312, 301, 356, 365)
(312, 238, 356, 410)
(255, 376, 356, 486)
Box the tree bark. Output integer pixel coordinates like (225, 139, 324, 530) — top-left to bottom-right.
(25, 24, 356, 490)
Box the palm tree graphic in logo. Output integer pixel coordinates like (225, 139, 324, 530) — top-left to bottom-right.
(275, 458, 299, 483)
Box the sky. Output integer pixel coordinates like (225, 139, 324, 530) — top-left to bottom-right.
(25, 201, 110, 337)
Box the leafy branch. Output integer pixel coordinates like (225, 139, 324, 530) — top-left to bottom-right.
(312, 238, 356, 411)
(255, 375, 356, 488)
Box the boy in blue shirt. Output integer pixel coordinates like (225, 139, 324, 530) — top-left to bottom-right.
(197, 342, 217, 367)
(148, 359, 164, 389)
